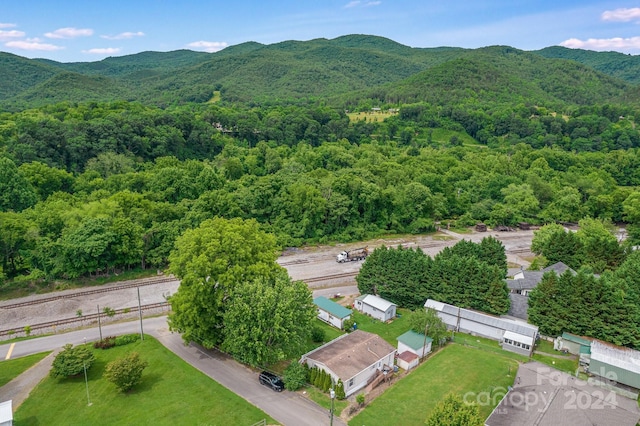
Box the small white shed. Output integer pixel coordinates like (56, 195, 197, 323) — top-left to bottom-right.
(397, 351, 419, 371)
(0, 400, 12, 426)
(397, 329, 433, 360)
(355, 294, 397, 322)
(313, 296, 353, 329)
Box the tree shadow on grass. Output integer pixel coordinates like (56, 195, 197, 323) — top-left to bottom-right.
(129, 372, 163, 394)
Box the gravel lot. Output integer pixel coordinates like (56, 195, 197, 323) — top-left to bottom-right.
(0, 229, 534, 337)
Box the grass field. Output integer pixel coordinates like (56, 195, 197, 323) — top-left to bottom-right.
(0, 351, 51, 387)
(351, 309, 411, 346)
(348, 111, 397, 123)
(349, 343, 518, 425)
(14, 337, 274, 425)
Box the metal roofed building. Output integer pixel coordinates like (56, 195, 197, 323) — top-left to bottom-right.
(354, 294, 397, 322)
(397, 329, 433, 360)
(590, 340, 640, 391)
(486, 361, 640, 426)
(425, 299, 538, 356)
(313, 296, 352, 329)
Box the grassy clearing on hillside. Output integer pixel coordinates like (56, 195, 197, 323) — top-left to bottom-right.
(348, 111, 397, 123)
(0, 351, 51, 387)
(14, 337, 274, 425)
(427, 128, 478, 146)
(349, 344, 518, 425)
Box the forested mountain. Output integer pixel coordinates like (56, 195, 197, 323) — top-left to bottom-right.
(356, 46, 636, 107)
(3, 34, 640, 299)
(2, 35, 638, 110)
(535, 45, 640, 85)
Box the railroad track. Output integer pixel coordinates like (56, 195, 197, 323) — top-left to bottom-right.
(0, 302, 170, 337)
(278, 259, 310, 266)
(0, 276, 177, 310)
(303, 271, 358, 284)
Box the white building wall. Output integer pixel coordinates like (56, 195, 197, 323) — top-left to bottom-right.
(317, 309, 346, 329)
(398, 341, 413, 355)
(361, 304, 385, 322)
(344, 351, 396, 397)
(459, 318, 504, 340)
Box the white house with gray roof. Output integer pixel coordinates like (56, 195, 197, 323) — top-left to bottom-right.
(300, 330, 396, 397)
(425, 299, 538, 356)
(507, 262, 575, 319)
(354, 294, 397, 322)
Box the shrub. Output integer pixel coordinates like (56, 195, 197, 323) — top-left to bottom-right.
(342, 318, 355, 332)
(93, 336, 116, 349)
(115, 334, 141, 346)
(356, 393, 365, 406)
(311, 326, 325, 343)
(104, 352, 148, 392)
(335, 379, 346, 400)
(283, 362, 308, 391)
(50, 344, 96, 378)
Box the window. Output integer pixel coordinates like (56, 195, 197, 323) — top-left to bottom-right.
(348, 378, 354, 387)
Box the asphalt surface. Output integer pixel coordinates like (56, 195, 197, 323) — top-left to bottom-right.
(0, 315, 347, 426)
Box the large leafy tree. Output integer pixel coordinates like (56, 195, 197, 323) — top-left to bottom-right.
(531, 224, 584, 269)
(50, 344, 95, 378)
(528, 266, 640, 348)
(356, 245, 432, 309)
(222, 272, 316, 366)
(409, 307, 448, 348)
(425, 393, 483, 426)
(167, 217, 283, 347)
(0, 157, 38, 212)
(576, 217, 625, 272)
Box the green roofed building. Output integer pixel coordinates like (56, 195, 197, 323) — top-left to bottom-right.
(397, 329, 432, 371)
(313, 296, 352, 329)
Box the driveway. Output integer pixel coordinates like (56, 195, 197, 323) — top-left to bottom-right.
(0, 316, 346, 426)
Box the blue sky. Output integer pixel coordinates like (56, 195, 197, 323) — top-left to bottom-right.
(2, 1, 640, 62)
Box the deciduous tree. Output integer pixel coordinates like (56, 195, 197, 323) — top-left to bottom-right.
(168, 217, 282, 347)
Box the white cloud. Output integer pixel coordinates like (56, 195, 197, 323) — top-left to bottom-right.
(0, 23, 17, 29)
(344, 0, 380, 8)
(602, 8, 640, 22)
(45, 27, 93, 39)
(82, 47, 121, 55)
(186, 40, 228, 52)
(560, 36, 640, 51)
(0, 30, 25, 41)
(101, 31, 145, 40)
(5, 40, 64, 51)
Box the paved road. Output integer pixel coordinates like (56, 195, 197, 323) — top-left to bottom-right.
(0, 316, 347, 426)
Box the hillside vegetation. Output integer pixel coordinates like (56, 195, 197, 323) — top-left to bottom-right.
(2, 35, 639, 109)
(2, 34, 640, 294)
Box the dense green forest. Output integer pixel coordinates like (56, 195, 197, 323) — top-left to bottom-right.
(2, 35, 640, 296)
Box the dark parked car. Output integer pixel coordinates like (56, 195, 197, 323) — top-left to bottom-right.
(259, 371, 284, 392)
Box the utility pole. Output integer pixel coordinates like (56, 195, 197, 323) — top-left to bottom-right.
(137, 287, 144, 341)
(97, 304, 102, 341)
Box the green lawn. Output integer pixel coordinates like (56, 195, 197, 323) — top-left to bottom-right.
(14, 336, 275, 425)
(349, 344, 518, 425)
(0, 351, 51, 387)
(351, 308, 412, 346)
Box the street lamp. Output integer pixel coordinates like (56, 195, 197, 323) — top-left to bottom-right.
(83, 361, 92, 406)
(329, 388, 335, 426)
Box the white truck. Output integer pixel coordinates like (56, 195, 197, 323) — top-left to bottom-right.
(336, 247, 369, 263)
